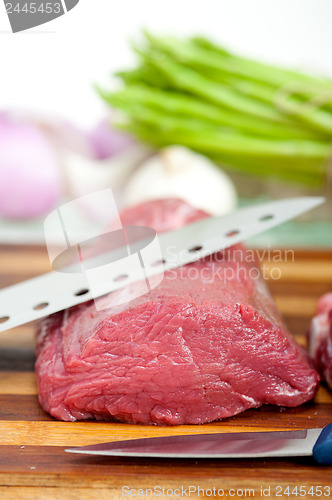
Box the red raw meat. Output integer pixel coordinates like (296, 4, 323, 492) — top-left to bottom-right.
(308, 292, 332, 389)
(35, 199, 319, 424)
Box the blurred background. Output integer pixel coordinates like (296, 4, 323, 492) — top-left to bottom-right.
(0, 0, 332, 247)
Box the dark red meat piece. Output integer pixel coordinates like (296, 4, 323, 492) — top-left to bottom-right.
(36, 199, 319, 424)
(308, 292, 332, 389)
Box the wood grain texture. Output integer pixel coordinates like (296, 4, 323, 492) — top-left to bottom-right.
(0, 245, 331, 499)
(0, 372, 37, 395)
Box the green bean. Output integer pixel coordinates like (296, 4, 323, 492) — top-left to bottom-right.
(118, 121, 325, 186)
(137, 51, 290, 124)
(144, 33, 332, 134)
(112, 105, 329, 160)
(99, 31, 332, 186)
(190, 35, 332, 91)
(99, 85, 321, 140)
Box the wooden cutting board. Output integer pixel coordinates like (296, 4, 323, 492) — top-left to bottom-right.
(0, 245, 331, 500)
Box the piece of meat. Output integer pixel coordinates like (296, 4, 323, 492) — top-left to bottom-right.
(308, 292, 332, 389)
(35, 198, 320, 425)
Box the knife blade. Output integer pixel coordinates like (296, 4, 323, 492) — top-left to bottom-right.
(0, 196, 324, 332)
(65, 423, 332, 464)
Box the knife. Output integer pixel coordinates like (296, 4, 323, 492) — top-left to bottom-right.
(0, 196, 324, 332)
(65, 424, 332, 464)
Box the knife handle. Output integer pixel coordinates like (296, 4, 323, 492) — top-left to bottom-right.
(313, 423, 332, 465)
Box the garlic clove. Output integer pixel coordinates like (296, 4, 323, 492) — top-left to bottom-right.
(123, 146, 237, 216)
(63, 144, 152, 220)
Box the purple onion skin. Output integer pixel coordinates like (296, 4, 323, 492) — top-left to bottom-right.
(88, 120, 134, 160)
(0, 117, 62, 220)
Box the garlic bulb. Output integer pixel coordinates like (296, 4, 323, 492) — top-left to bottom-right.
(123, 146, 237, 215)
(63, 144, 151, 219)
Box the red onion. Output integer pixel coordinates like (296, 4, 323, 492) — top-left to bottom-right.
(88, 120, 134, 160)
(0, 115, 62, 219)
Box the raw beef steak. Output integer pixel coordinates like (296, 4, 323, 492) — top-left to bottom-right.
(308, 292, 332, 389)
(35, 199, 319, 424)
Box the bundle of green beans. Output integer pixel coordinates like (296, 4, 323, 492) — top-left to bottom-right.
(98, 32, 332, 186)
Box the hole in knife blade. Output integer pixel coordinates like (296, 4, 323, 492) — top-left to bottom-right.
(0, 316, 9, 324)
(151, 259, 166, 267)
(113, 274, 129, 282)
(259, 214, 274, 222)
(33, 302, 49, 311)
(188, 245, 203, 253)
(74, 288, 90, 297)
(226, 230, 240, 237)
